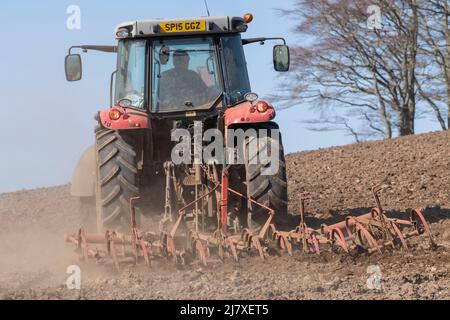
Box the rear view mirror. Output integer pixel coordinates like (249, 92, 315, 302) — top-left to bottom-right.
(159, 46, 170, 65)
(273, 45, 290, 72)
(65, 54, 82, 81)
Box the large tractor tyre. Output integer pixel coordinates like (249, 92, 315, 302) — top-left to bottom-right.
(95, 128, 139, 233)
(244, 123, 289, 231)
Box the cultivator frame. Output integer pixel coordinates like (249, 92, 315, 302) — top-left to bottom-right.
(268, 186, 434, 256)
(65, 167, 435, 269)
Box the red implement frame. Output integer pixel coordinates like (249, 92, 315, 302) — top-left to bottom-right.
(65, 178, 434, 269)
(268, 185, 435, 256)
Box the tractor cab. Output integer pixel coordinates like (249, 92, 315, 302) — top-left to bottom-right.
(65, 14, 290, 116)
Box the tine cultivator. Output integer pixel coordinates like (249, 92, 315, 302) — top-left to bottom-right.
(65, 172, 435, 270)
(268, 185, 435, 256)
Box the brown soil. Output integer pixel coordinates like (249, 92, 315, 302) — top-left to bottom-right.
(1, 130, 449, 300)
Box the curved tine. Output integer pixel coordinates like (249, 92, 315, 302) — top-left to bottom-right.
(217, 234, 229, 259)
(76, 229, 82, 248)
(252, 237, 265, 260)
(226, 236, 239, 262)
(268, 224, 278, 241)
(277, 234, 285, 250)
(331, 228, 349, 253)
(278, 234, 293, 256)
(411, 208, 435, 246)
(105, 230, 111, 255)
(371, 208, 391, 237)
(345, 217, 355, 239)
(320, 224, 329, 237)
(194, 239, 207, 267)
(79, 228, 89, 261)
(217, 240, 224, 260)
(160, 232, 169, 256)
(297, 223, 309, 253)
(241, 229, 252, 248)
(372, 183, 382, 193)
(302, 235, 309, 254)
(390, 221, 409, 251)
(132, 229, 140, 262)
(370, 207, 382, 220)
(178, 252, 186, 266)
(308, 231, 321, 255)
(110, 233, 120, 271)
(76, 229, 82, 250)
(166, 236, 178, 264)
(356, 223, 382, 254)
(138, 234, 150, 267)
(189, 232, 196, 252)
(347, 216, 376, 251)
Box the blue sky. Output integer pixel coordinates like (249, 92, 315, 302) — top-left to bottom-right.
(0, 0, 440, 193)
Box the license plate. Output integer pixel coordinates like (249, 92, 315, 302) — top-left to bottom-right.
(160, 21, 206, 33)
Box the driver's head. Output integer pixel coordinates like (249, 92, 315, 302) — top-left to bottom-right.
(173, 50, 190, 70)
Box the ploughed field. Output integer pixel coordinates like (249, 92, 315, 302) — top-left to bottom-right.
(0, 130, 449, 300)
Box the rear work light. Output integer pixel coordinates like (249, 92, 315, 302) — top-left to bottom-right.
(109, 108, 122, 120)
(245, 92, 259, 102)
(116, 28, 130, 38)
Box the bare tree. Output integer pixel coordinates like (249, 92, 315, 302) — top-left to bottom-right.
(416, 0, 449, 129)
(278, 0, 437, 139)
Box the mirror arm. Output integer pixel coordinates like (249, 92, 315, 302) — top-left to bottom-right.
(242, 37, 287, 46)
(69, 45, 118, 55)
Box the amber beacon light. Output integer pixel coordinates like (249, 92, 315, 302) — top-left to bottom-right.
(243, 13, 254, 23)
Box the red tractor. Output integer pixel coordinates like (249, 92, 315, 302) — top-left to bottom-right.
(66, 14, 291, 236)
(64, 15, 434, 265)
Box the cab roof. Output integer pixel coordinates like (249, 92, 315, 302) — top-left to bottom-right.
(115, 16, 248, 39)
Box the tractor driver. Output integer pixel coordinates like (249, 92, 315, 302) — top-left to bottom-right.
(159, 50, 210, 109)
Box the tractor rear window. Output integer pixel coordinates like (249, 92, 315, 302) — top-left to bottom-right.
(151, 38, 222, 112)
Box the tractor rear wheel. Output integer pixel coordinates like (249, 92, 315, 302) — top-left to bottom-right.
(95, 128, 139, 233)
(244, 123, 289, 231)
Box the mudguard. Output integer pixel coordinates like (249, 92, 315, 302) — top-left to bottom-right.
(224, 101, 276, 127)
(99, 107, 149, 130)
(70, 145, 95, 197)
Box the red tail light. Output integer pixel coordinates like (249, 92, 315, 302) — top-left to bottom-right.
(109, 108, 122, 121)
(256, 101, 270, 113)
